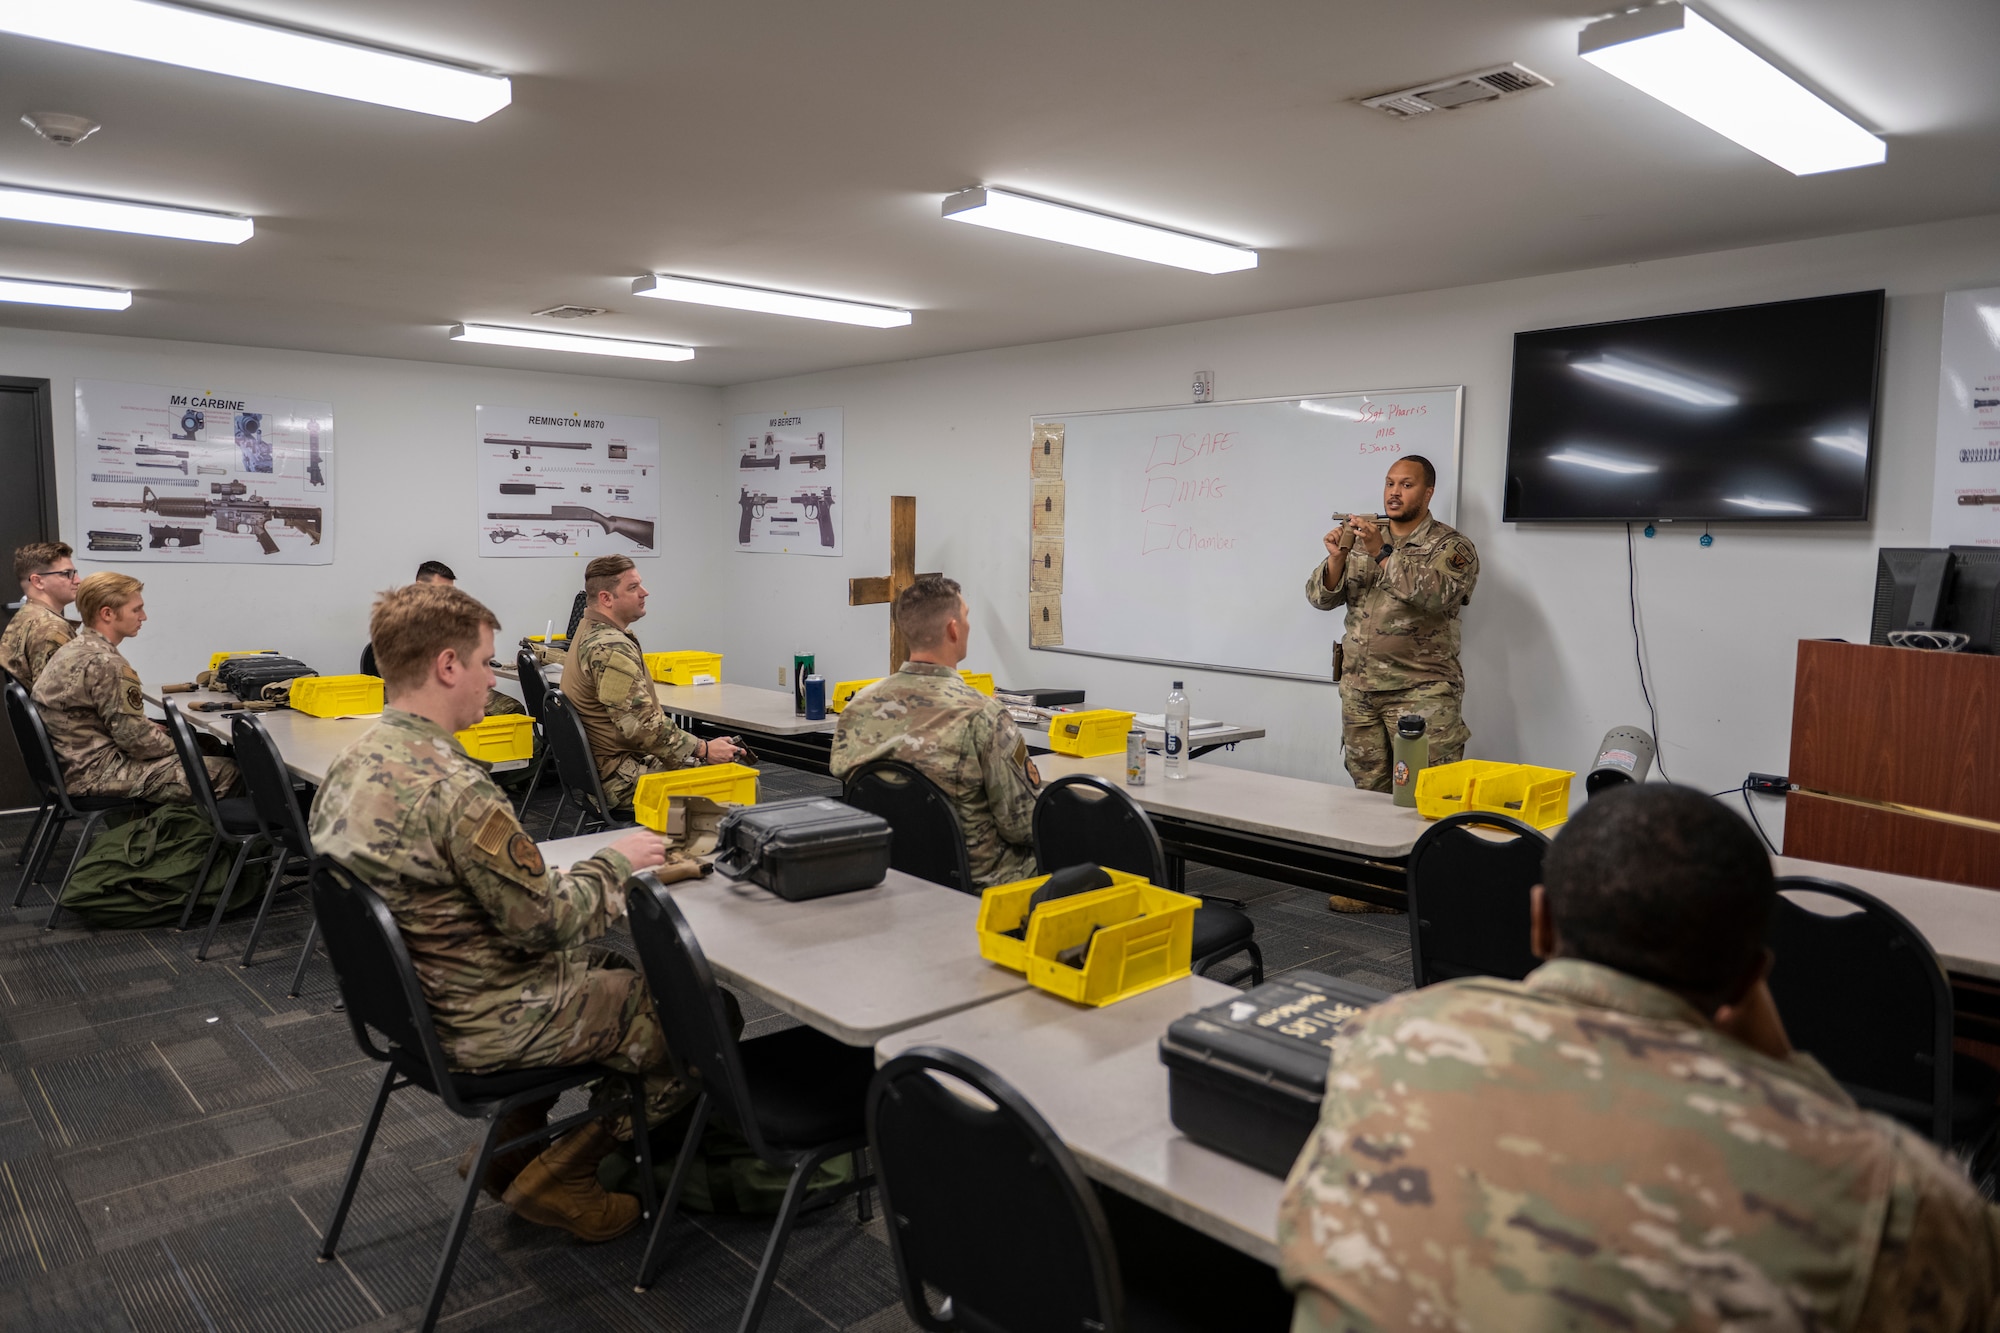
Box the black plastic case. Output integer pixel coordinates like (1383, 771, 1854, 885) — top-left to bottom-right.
(712, 797, 892, 901)
(1158, 970, 1387, 1177)
(215, 655, 317, 701)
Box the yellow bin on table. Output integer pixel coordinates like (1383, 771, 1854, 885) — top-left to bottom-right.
(976, 868, 1151, 974)
(456, 715, 535, 763)
(290, 674, 384, 718)
(632, 763, 760, 831)
(958, 670, 995, 696)
(207, 649, 279, 673)
(827, 678, 880, 713)
(1414, 759, 1573, 830)
(1047, 709, 1136, 759)
(645, 651, 723, 685)
(1026, 879, 1199, 1007)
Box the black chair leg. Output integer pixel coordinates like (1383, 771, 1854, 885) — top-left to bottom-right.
(196, 841, 279, 962)
(321, 1065, 396, 1257)
(180, 835, 254, 931)
(44, 810, 107, 931)
(854, 1147, 871, 1223)
(13, 809, 64, 907)
(1244, 941, 1263, 986)
(635, 1092, 711, 1292)
(288, 919, 320, 998)
(238, 849, 296, 967)
(738, 1145, 840, 1333)
(544, 791, 568, 841)
(416, 1112, 505, 1333)
(13, 802, 51, 868)
(625, 1075, 658, 1222)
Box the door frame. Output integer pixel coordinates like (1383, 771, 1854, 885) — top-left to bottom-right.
(0, 375, 58, 545)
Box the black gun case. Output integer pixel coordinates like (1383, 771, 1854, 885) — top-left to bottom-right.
(712, 797, 891, 901)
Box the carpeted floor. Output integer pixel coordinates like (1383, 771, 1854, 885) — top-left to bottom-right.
(0, 765, 1412, 1331)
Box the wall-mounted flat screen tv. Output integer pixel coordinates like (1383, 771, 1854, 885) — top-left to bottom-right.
(1503, 290, 1884, 522)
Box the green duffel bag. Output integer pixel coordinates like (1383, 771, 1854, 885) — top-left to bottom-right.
(598, 1097, 854, 1215)
(60, 803, 269, 929)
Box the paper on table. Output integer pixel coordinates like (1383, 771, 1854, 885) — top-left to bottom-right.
(1132, 712, 1224, 730)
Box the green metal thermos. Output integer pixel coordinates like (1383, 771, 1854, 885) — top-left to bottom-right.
(1392, 714, 1428, 808)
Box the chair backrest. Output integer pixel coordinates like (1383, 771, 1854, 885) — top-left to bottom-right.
(540, 692, 617, 822)
(868, 1046, 1125, 1333)
(358, 641, 377, 678)
(231, 713, 314, 856)
(160, 700, 226, 826)
(843, 759, 973, 892)
(515, 649, 550, 722)
(310, 855, 467, 1108)
(1032, 774, 1166, 883)
(1768, 876, 1953, 1145)
(5, 679, 74, 813)
(626, 874, 771, 1155)
(1405, 811, 1549, 988)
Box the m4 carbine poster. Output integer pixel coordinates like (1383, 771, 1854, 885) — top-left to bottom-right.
(75, 379, 333, 565)
(731, 405, 843, 556)
(477, 405, 661, 559)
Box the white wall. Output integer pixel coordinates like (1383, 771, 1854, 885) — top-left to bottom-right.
(713, 212, 2000, 843)
(9, 327, 722, 692)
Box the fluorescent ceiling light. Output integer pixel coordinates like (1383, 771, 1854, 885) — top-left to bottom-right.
(942, 187, 1258, 274)
(1571, 354, 1736, 407)
(1724, 495, 1810, 513)
(0, 0, 510, 122)
(450, 323, 693, 362)
(0, 276, 130, 309)
(633, 274, 910, 328)
(1811, 430, 1868, 458)
(1549, 448, 1657, 475)
(1299, 399, 1369, 421)
(0, 184, 251, 243)
(1579, 3, 1884, 176)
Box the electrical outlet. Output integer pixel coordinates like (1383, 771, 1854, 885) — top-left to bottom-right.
(779, 666, 788, 687)
(1746, 772, 1790, 794)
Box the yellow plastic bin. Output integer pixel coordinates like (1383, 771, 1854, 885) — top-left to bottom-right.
(976, 868, 1150, 974)
(1025, 879, 1200, 1007)
(290, 674, 384, 717)
(1467, 763, 1574, 830)
(827, 678, 880, 713)
(959, 670, 995, 696)
(1413, 760, 1512, 821)
(646, 651, 723, 686)
(207, 649, 279, 673)
(455, 715, 535, 763)
(1047, 709, 1137, 758)
(632, 763, 760, 831)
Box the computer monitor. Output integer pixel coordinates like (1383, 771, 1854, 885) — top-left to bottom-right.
(1871, 548, 1955, 644)
(1947, 546, 2000, 654)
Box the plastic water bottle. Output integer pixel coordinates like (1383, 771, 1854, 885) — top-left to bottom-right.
(1164, 680, 1190, 780)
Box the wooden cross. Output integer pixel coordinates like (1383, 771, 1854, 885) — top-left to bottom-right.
(847, 495, 939, 674)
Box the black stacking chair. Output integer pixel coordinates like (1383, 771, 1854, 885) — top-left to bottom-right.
(513, 648, 554, 813)
(1405, 811, 1549, 987)
(358, 641, 378, 677)
(1, 665, 55, 876)
(201, 714, 314, 978)
(868, 1047, 1291, 1332)
(1033, 774, 1262, 985)
(627, 874, 876, 1332)
(162, 700, 268, 936)
(7, 681, 147, 924)
(842, 759, 973, 892)
(1770, 876, 2000, 1165)
(540, 692, 627, 838)
(311, 857, 655, 1333)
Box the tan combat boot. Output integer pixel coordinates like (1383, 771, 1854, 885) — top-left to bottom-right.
(500, 1120, 640, 1242)
(456, 1095, 558, 1200)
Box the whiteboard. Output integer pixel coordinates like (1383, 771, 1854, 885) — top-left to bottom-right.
(1030, 388, 1463, 682)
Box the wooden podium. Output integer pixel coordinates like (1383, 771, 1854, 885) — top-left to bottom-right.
(1786, 640, 2000, 889)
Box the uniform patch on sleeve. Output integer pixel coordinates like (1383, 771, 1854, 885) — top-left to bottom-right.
(472, 806, 513, 858)
(508, 830, 546, 876)
(1443, 538, 1473, 571)
(121, 678, 144, 715)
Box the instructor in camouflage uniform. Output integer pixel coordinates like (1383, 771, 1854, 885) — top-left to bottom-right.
(1278, 785, 2000, 1330)
(33, 572, 236, 800)
(1, 540, 78, 688)
(830, 574, 1039, 888)
(1306, 454, 1477, 792)
(565, 555, 742, 808)
(311, 581, 701, 1243)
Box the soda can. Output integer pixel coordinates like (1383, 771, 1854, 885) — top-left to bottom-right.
(1126, 730, 1147, 786)
(793, 653, 814, 714)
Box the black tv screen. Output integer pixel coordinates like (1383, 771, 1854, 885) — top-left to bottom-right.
(1503, 290, 1884, 522)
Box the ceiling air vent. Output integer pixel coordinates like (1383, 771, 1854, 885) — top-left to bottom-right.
(530, 304, 608, 319)
(1360, 63, 1552, 119)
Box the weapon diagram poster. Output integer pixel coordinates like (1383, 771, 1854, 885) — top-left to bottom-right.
(75, 379, 333, 565)
(1934, 286, 2000, 548)
(731, 406, 843, 556)
(476, 405, 661, 558)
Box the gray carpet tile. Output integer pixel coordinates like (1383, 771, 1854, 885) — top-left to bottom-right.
(0, 760, 1405, 1330)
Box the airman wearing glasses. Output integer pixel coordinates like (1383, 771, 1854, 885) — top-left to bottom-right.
(1, 541, 80, 688)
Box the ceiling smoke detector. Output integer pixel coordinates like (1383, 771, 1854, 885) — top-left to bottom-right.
(21, 111, 101, 146)
(530, 304, 608, 319)
(1360, 63, 1552, 119)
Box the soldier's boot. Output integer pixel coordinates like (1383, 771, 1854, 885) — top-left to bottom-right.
(500, 1120, 639, 1242)
(456, 1095, 559, 1201)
